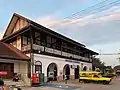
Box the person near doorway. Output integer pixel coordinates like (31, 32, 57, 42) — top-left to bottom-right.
(13, 73, 19, 82)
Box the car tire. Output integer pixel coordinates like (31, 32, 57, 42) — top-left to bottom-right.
(103, 81, 109, 85)
(84, 80, 90, 83)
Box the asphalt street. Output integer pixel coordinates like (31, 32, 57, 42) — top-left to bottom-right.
(22, 76, 120, 90)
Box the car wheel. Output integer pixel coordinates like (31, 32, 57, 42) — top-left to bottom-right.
(103, 81, 109, 85)
(84, 80, 90, 83)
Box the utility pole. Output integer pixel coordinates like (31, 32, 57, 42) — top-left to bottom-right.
(99, 49, 102, 60)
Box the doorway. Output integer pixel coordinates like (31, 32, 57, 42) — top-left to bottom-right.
(74, 65, 79, 79)
(35, 61, 42, 74)
(47, 63, 58, 81)
(63, 64, 70, 80)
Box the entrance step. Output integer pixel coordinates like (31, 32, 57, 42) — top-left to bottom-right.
(4, 80, 27, 87)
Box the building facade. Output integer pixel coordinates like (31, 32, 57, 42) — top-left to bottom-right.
(1, 13, 98, 85)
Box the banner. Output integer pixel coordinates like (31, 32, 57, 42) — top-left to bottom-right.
(0, 71, 7, 75)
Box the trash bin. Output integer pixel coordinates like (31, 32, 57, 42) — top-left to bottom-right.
(39, 73, 44, 84)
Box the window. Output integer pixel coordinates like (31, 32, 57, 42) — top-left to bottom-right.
(47, 36, 51, 47)
(41, 33, 46, 46)
(22, 36, 27, 45)
(34, 32, 40, 45)
(47, 36, 51, 43)
(28, 38, 30, 45)
(13, 41, 17, 47)
(94, 75, 99, 78)
(52, 38, 56, 49)
(35, 32, 40, 40)
(35, 40, 40, 45)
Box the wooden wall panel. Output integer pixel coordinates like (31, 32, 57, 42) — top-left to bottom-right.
(12, 18, 29, 33)
(16, 36, 21, 50)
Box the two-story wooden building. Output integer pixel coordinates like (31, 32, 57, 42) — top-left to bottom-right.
(0, 13, 98, 85)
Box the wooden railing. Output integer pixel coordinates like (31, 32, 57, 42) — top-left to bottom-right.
(22, 44, 90, 61)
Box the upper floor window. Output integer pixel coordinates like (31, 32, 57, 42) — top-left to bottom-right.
(22, 36, 27, 46)
(12, 41, 17, 47)
(35, 32, 40, 41)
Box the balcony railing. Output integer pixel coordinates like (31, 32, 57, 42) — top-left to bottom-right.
(22, 44, 90, 61)
(45, 47, 54, 53)
(53, 49, 61, 55)
(22, 45, 31, 51)
(33, 44, 44, 51)
(62, 52, 68, 57)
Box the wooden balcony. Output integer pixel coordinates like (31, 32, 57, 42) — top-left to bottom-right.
(22, 44, 90, 62)
(33, 44, 44, 51)
(22, 44, 31, 51)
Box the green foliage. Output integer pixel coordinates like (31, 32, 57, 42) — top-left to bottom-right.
(0, 78, 4, 86)
(92, 57, 106, 71)
(103, 73, 115, 78)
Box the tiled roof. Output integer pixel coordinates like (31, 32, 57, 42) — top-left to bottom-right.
(0, 42, 30, 60)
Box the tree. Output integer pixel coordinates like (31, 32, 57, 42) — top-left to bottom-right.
(92, 57, 105, 72)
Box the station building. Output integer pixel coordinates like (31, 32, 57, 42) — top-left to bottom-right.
(0, 13, 98, 85)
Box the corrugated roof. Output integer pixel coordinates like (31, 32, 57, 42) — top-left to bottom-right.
(0, 42, 30, 60)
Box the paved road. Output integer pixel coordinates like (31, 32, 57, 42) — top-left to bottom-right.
(22, 77, 120, 90)
(77, 77, 120, 90)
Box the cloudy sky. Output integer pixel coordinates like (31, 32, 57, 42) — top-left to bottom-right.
(0, 0, 120, 66)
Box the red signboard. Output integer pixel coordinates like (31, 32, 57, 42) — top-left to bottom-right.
(0, 71, 7, 75)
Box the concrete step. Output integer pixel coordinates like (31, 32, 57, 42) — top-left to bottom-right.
(4, 80, 27, 87)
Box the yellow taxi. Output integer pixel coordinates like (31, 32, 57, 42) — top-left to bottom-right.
(79, 71, 112, 84)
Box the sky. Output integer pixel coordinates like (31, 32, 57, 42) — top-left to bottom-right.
(0, 0, 120, 67)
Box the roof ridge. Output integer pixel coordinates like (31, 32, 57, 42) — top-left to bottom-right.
(14, 13, 86, 47)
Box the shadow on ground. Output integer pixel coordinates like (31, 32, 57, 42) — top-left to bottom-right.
(40, 83, 81, 90)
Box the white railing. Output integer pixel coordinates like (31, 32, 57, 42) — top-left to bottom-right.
(53, 49, 61, 55)
(78, 56, 83, 59)
(45, 47, 54, 53)
(82, 57, 89, 61)
(74, 55, 79, 59)
(22, 45, 31, 51)
(67, 53, 74, 58)
(33, 44, 44, 51)
(62, 52, 68, 57)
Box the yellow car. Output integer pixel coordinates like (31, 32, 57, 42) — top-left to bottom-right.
(79, 71, 112, 84)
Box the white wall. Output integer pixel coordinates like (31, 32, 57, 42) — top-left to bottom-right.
(14, 62, 28, 76)
(34, 54, 92, 82)
(0, 59, 28, 76)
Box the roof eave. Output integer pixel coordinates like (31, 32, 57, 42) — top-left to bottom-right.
(0, 56, 30, 61)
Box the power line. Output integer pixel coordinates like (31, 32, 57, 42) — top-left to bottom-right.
(63, 0, 111, 19)
(64, 1, 120, 26)
(48, 0, 111, 27)
(70, 0, 120, 19)
(47, 0, 111, 27)
(100, 53, 120, 55)
(51, 0, 120, 27)
(48, 0, 120, 28)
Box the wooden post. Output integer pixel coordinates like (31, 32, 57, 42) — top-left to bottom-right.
(30, 28, 34, 86)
